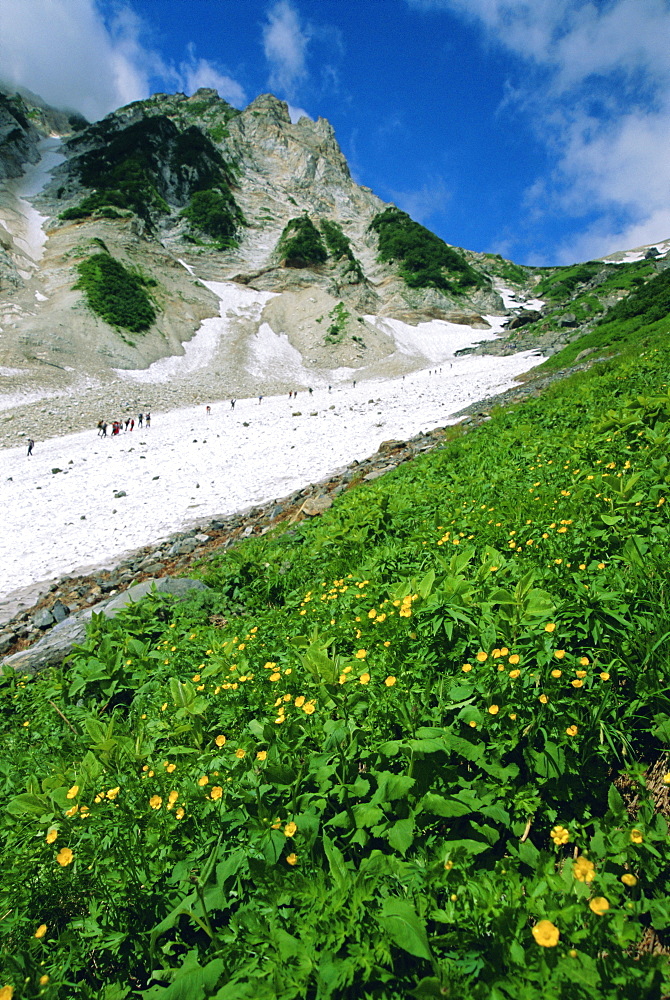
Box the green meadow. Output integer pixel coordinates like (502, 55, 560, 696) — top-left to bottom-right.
(1, 298, 670, 998)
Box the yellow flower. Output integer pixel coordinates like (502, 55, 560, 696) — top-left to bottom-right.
(167, 790, 179, 805)
(45, 828, 58, 844)
(0, 986, 14, 999)
(599, 672, 610, 681)
(176, 807, 185, 820)
(34, 923, 47, 939)
(215, 735, 226, 747)
(566, 725, 579, 736)
(630, 829, 643, 844)
(149, 795, 162, 810)
(551, 669, 562, 678)
(303, 702, 316, 715)
(500, 647, 509, 656)
(39, 976, 49, 986)
(235, 748, 246, 759)
(66, 784, 79, 799)
(256, 750, 267, 761)
(488, 705, 500, 715)
(368, 609, 377, 619)
(573, 856, 595, 883)
(662, 772, 670, 785)
(532, 919, 560, 947)
(476, 651, 488, 662)
(106, 786, 120, 800)
(355, 649, 367, 659)
(284, 821, 297, 837)
(65, 805, 78, 817)
(294, 695, 306, 708)
(589, 896, 610, 915)
(550, 825, 570, 845)
(579, 656, 590, 666)
(509, 713, 517, 720)
(461, 663, 473, 672)
(621, 873, 637, 886)
(359, 673, 370, 685)
(554, 649, 566, 660)
(56, 847, 74, 867)
(385, 676, 397, 687)
(166, 763, 176, 773)
(575, 670, 587, 678)
(539, 694, 548, 704)
(269, 672, 281, 682)
(286, 853, 298, 866)
(508, 654, 520, 665)
(469, 720, 477, 728)
(571, 679, 583, 688)
(544, 623, 556, 633)
(210, 786, 223, 801)
(509, 669, 521, 679)
(198, 776, 209, 787)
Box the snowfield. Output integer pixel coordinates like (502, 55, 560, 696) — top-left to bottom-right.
(0, 352, 541, 600)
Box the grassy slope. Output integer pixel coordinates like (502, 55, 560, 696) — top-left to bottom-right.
(1, 312, 670, 998)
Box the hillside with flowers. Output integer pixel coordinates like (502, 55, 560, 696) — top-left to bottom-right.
(0, 266, 669, 999)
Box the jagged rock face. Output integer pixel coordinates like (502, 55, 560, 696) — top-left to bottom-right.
(0, 85, 524, 436)
(0, 93, 42, 181)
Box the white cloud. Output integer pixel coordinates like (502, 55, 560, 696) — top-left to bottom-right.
(387, 179, 452, 225)
(262, 1, 309, 98)
(287, 104, 312, 123)
(0, 0, 246, 121)
(407, 0, 670, 259)
(178, 44, 246, 107)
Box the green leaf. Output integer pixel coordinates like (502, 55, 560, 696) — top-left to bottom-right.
(387, 817, 415, 855)
(409, 977, 445, 999)
(419, 793, 471, 818)
(378, 898, 432, 961)
(352, 803, 385, 828)
(373, 770, 416, 802)
(6, 792, 49, 817)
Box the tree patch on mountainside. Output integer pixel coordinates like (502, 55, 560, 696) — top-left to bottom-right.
(59, 115, 243, 241)
(370, 207, 486, 293)
(74, 251, 157, 332)
(277, 216, 328, 267)
(319, 219, 365, 282)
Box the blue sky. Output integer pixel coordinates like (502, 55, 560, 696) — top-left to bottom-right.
(2, 0, 670, 265)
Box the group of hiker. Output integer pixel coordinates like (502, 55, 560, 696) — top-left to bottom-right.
(97, 412, 151, 438)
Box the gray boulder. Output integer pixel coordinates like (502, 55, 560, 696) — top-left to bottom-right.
(1, 577, 210, 675)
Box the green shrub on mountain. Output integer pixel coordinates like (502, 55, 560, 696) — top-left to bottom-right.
(370, 207, 485, 292)
(320, 219, 365, 281)
(277, 216, 328, 267)
(598, 266, 670, 328)
(180, 188, 242, 248)
(74, 252, 156, 332)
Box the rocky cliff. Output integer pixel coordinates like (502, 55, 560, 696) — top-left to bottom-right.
(4, 84, 665, 446)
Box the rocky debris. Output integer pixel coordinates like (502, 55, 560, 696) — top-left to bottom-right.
(1, 578, 210, 675)
(505, 310, 542, 330)
(299, 496, 333, 517)
(556, 313, 578, 327)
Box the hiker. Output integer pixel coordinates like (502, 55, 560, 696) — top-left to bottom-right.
(258, 395, 263, 404)
(138, 413, 143, 428)
(308, 387, 313, 395)
(130, 419, 135, 431)
(125, 418, 131, 431)
(96, 420, 104, 436)
(206, 405, 211, 416)
(27, 438, 34, 457)
(145, 412, 151, 428)
(100, 421, 107, 437)
(230, 399, 235, 409)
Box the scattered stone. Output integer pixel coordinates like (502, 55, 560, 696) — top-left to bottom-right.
(301, 496, 333, 516)
(169, 539, 197, 556)
(114, 490, 127, 498)
(33, 608, 55, 629)
(292, 411, 302, 416)
(51, 467, 62, 474)
(51, 600, 70, 623)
